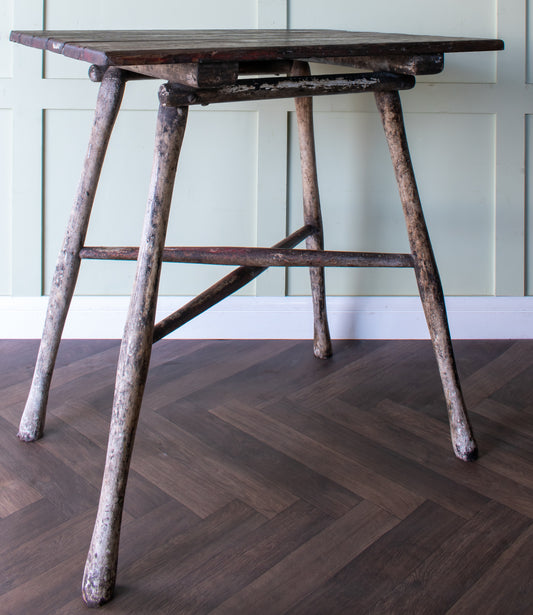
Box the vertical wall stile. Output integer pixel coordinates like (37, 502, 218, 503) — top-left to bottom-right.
(494, 0, 527, 295)
(0, 0, 14, 295)
(525, 0, 533, 294)
(254, 0, 291, 296)
(10, 0, 44, 296)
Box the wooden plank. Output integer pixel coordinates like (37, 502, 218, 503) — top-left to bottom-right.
(473, 398, 533, 445)
(290, 338, 422, 406)
(212, 500, 398, 615)
(159, 399, 362, 519)
(264, 397, 488, 520)
(288, 500, 463, 615)
(112, 499, 331, 613)
(0, 499, 199, 614)
(211, 401, 424, 519)
(0, 340, 40, 389)
(311, 53, 444, 75)
(0, 508, 96, 594)
(0, 498, 68, 557)
(379, 396, 533, 490)
(10, 30, 504, 66)
(122, 61, 239, 87)
(321, 397, 533, 520)
(367, 501, 531, 614)
(37, 416, 173, 519)
(0, 415, 99, 518)
(0, 463, 42, 518)
(447, 525, 533, 614)
(142, 339, 301, 409)
(135, 411, 298, 519)
(129, 440, 236, 519)
(463, 339, 533, 408)
(89, 499, 267, 613)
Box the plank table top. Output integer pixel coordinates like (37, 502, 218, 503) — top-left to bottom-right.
(10, 29, 504, 67)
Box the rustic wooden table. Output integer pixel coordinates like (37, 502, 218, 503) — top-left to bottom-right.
(10, 29, 503, 607)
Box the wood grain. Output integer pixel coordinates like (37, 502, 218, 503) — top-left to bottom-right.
(10, 29, 504, 67)
(2, 339, 533, 613)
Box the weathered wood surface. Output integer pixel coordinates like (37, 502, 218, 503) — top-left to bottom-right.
(82, 104, 189, 607)
(375, 90, 477, 462)
(238, 60, 294, 75)
(310, 53, 444, 75)
(10, 29, 504, 67)
(152, 225, 315, 343)
(88, 64, 150, 83)
(291, 60, 331, 359)
(79, 245, 415, 268)
(160, 71, 414, 107)
(122, 62, 240, 87)
(90, 60, 294, 84)
(17, 68, 126, 443)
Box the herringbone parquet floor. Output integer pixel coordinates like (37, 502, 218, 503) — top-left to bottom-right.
(1, 338, 533, 614)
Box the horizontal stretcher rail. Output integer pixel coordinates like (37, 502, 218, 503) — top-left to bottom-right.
(80, 245, 415, 268)
(159, 70, 415, 106)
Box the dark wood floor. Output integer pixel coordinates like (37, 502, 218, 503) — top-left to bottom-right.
(1, 338, 533, 614)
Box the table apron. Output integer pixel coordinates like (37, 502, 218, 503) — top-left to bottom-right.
(160, 71, 415, 106)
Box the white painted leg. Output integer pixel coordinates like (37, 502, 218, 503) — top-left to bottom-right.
(82, 103, 189, 607)
(18, 68, 126, 441)
(375, 89, 477, 461)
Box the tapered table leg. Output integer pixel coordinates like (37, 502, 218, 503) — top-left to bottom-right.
(82, 103, 189, 607)
(18, 68, 126, 442)
(291, 61, 332, 359)
(375, 89, 477, 461)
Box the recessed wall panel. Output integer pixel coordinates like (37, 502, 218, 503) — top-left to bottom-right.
(288, 111, 495, 296)
(0, 110, 12, 294)
(44, 109, 258, 295)
(44, 0, 258, 78)
(289, 0, 497, 83)
(161, 110, 258, 296)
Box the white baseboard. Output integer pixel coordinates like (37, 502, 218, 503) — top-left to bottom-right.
(1, 296, 533, 339)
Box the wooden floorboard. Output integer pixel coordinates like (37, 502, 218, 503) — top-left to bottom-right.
(1, 339, 533, 613)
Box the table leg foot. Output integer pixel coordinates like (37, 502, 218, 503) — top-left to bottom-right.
(82, 103, 189, 605)
(309, 267, 332, 359)
(82, 559, 115, 607)
(18, 68, 126, 442)
(375, 89, 477, 461)
(292, 61, 332, 359)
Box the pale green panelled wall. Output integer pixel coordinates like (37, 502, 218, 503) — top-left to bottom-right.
(0, 0, 530, 298)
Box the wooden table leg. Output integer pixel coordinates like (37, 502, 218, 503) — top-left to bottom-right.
(82, 103, 189, 607)
(291, 61, 332, 359)
(374, 89, 478, 462)
(18, 68, 126, 442)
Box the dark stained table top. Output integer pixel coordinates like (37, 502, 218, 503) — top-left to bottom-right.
(10, 29, 504, 66)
